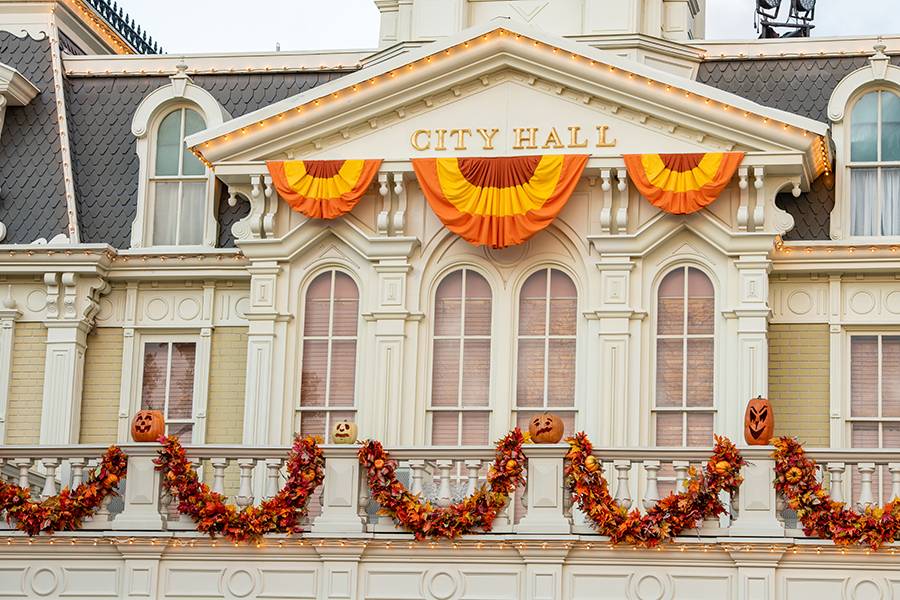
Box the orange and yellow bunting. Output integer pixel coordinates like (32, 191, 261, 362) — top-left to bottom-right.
(623, 152, 744, 215)
(267, 159, 382, 219)
(412, 155, 588, 248)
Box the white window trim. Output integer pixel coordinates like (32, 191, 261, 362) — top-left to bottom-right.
(131, 73, 231, 250)
(828, 52, 900, 241)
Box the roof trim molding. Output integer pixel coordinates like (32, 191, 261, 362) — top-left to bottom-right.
(0, 61, 39, 106)
(828, 47, 900, 124)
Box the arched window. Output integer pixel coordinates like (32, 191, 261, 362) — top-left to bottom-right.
(430, 269, 492, 445)
(299, 270, 359, 438)
(150, 108, 208, 246)
(849, 90, 900, 236)
(654, 267, 715, 447)
(514, 268, 577, 434)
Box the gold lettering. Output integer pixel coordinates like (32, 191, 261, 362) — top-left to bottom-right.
(568, 126, 588, 148)
(435, 129, 447, 151)
(513, 127, 538, 150)
(411, 129, 431, 151)
(596, 125, 617, 147)
(450, 129, 471, 150)
(542, 127, 564, 149)
(476, 128, 500, 150)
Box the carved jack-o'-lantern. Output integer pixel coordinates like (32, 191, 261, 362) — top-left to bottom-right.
(131, 409, 165, 442)
(331, 421, 358, 445)
(529, 413, 564, 444)
(744, 396, 774, 446)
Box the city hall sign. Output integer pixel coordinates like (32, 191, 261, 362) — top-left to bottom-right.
(410, 125, 617, 151)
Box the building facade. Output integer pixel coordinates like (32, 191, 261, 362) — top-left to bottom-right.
(1, 0, 900, 598)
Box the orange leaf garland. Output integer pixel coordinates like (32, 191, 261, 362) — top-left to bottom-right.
(267, 159, 382, 219)
(412, 155, 588, 248)
(624, 153, 744, 214)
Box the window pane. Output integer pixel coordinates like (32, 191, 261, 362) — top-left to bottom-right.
(182, 109, 207, 176)
(435, 299, 462, 336)
(658, 268, 685, 297)
(460, 412, 489, 445)
(655, 339, 684, 407)
(304, 273, 333, 337)
(432, 339, 460, 407)
(168, 423, 192, 444)
(686, 339, 714, 407)
(465, 298, 492, 336)
(332, 272, 359, 336)
(686, 413, 714, 447)
(155, 110, 182, 176)
(519, 271, 548, 336)
(462, 339, 490, 407)
(179, 181, 206, 245)
(851, 336, 879, 417)
(687, 269, 714, 335)
(432, 412, 459, 445)
(141, 342, 169, 411)
(328, 340, 356, 407)
(850, 168, 879, 236)
(657, 298, 684, 335)
(153, 182, 179, 245)
(548, 270, 577, 336)
(655, 412, 683, 446)
(300, 340, 328, 407)
(851, 92, 878, 162)
(882, 92, 900, 162)
(168, 343, 195, 419)
(882, 168, 900, 236)
(300, 411, 327, 439)
(883, 337, 900, 418)
(852, 421, 879, 448)
(516, 339, 545, 407)
(547, 339, 575, 406)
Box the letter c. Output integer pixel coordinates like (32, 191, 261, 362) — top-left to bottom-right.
(411, 130, 431, 151)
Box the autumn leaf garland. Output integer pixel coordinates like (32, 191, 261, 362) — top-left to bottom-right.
(358, 428, 526, 539)
(566, 433, 746, 547)
(0, 445, 128, 536)
(154, 434, 324, 544)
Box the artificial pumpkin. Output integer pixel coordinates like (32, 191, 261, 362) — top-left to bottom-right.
(331, 421, 358, 444)
(785, 466, 803, 484)
(744, 396, 774, 446)
(715, 460, 731, 475)
(131, 408, 165, 442)
(585, 455, 599, 472)
(529, 413, 564, 444)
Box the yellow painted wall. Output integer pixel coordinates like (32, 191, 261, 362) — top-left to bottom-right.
(80, 328, 124, 444)
(6, 322, 46, 444)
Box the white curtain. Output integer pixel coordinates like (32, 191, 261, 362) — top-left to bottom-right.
(882, 168, 900, 236)
(851, 168, 878, 236)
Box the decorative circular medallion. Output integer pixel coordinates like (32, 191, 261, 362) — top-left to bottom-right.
(635, 575, 665, 600)
(30, 568, 58, 597)
(145, 297, 170, 321)
(786, 290, 812, 315)
(177, 297, 201, 320)
(428, 571, 457, 600)
(849, 290, 876, 315)
(852, 580, 882, 600)
(227, 569, 255, 598)
(483, 240, 531, 267)
(25, 289, 47, 312)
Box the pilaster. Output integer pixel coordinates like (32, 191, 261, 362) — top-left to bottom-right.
(0, 291, 22, 444)
(515, 446, 572, 535)
(515, 545, 570, 600)
(729, 455, 784, 538)
(313, 545, 366, 600)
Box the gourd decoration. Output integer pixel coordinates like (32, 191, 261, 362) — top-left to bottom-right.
(529, 413, 564, 444)
(331, 421, 358, 444)
(744, 396, 774, 446)
(131, 407, 165, 442)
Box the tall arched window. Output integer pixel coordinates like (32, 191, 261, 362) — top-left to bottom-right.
(430, 269, 492, 445)
(654, 267, 715, 447)
(151, 107, 208, 246)
(515, 268, 577, 433)
(299, 270, 359, 438)
(850, 90, 900, 236)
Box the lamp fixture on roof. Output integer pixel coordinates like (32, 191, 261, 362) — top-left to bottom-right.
(755, 0, 815, 38)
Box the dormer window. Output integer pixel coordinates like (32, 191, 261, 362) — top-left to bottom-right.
(151, 107, 208, 245)
(849, 90, 900, 236)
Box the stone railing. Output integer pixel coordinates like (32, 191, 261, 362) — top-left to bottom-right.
(3, 444, 900, 539)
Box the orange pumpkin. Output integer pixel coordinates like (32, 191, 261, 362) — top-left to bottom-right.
(715, 460, 731, 475)
(131, 409, 165, 442)
(506, 459, 518, 471)
(529, 413, 564, 444)
(785, 466, 803, 484)
(744, 396, 774, 446)
(585, 455, 599, 472)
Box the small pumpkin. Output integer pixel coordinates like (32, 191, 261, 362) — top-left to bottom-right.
(529, 413, 565, 444)
(744, 396, 774, 446)
(585, 455, 599, 472)
(715, 460, 731, 475)
(785, 466, 803, 484)
(506, 459, 518, 471)
(373, 458, 384, 469)
(331, 421, 358, 445)
(131, 408, 165, 442)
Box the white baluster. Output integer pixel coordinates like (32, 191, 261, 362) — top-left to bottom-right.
(210, 458, 228, 497)
(13, 458, 32, 489)
(409, 460, 426, 500)
(827, 463, 845, 504)
(857, 463, 876, 511)
(465, 460, 482, 496)
(159, 489, 172, 524)
(70, 459, 86, 488)
(265, 458, 283, 501)
(40, 458, 60, 500)
(643, 461, 661, 510)
(613, 460, 632, 510)
(236, 459, 256, 509)
(889, 463, 900, 503)
(673, 461, 690, 494)
(358, 468, 371, 525)
(93, 494, 113, 525)
(436, 460, 454, 508)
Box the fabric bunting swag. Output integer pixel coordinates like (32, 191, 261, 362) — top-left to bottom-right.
(412, 155, 588, 248)
(267, 159, 382, 219)
(623, 152, 744, 215)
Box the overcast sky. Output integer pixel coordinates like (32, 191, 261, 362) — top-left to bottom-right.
(126, 0, 900, 55)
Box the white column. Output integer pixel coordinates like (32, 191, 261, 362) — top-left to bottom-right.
(113, 453, 167, 530)
(314, 546, 365, 600)
(516, 446, 571, 535)
(0, 291, 22, 444)
(312, 448, 366, 534)
(729, 454, 784, 538)
(516, 546, 570, 600)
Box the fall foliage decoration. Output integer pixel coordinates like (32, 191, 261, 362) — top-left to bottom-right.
(0, 446, 128, 536)
(529, 413, 565, 444)
(358, 429, 526, 539)
(744, 396, 774, 446)
(131, 408, 165, 442)
(566, 432, 745, 547)
(154, 434, 324, 544)
(331, 421, 358, 445)
(774, 436, 900, 550)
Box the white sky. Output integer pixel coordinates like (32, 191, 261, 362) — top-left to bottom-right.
(125, 0, 900, 55)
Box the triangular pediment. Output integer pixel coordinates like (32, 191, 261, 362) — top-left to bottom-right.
(189, 20, 829, 182)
